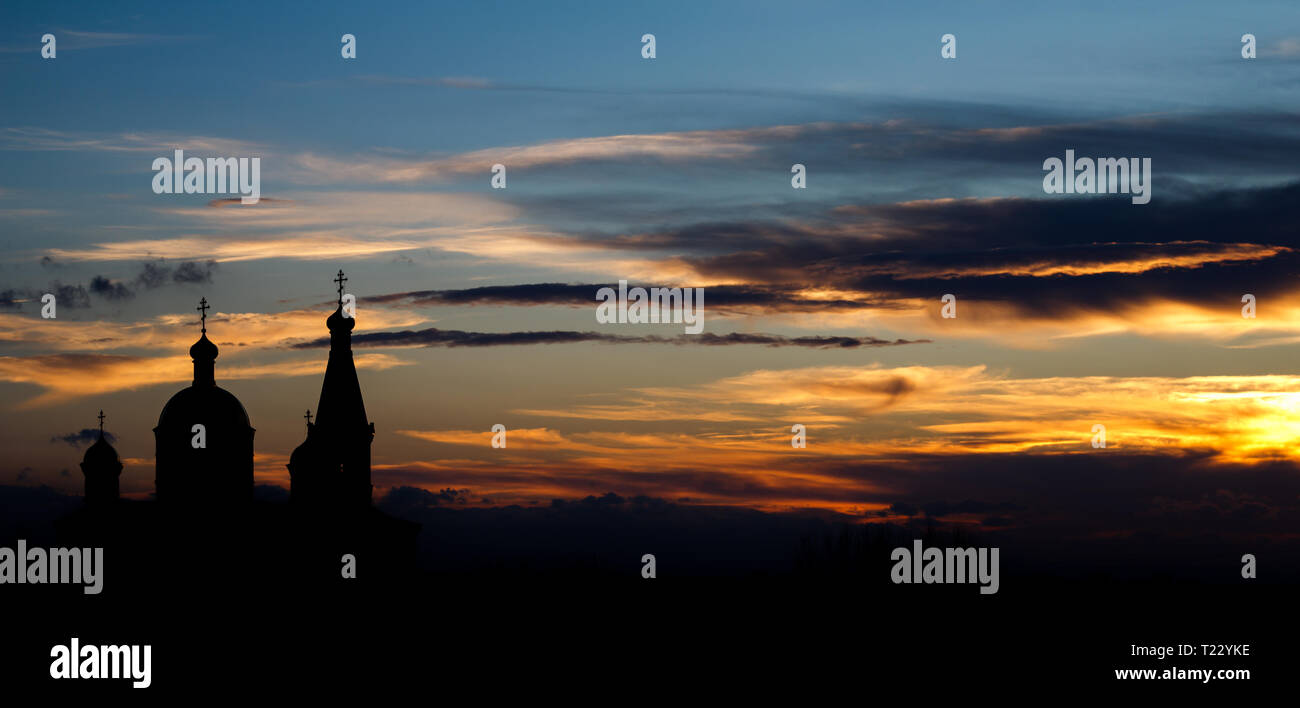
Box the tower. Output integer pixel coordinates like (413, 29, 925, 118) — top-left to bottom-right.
(154, 298, 255, 508)
(80, 410, 121, 506)
(288, 271, 375, 509)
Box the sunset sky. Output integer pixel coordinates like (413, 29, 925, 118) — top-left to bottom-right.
(2, 1, 1300, 549)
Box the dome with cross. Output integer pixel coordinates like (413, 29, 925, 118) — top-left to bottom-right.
(154, 298, 255, 508)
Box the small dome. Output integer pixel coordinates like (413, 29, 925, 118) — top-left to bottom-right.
(326, 306, 355, 333)
(189, 333, 219, 361)
(289, 431, 315, 468)
(82, 433, 119, 469)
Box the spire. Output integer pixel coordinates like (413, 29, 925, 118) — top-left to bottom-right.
(189, 297, 218, 386)
(316, 272, 367, 432)
(306, 269, 374, 508)
(286, 271, 376, 508)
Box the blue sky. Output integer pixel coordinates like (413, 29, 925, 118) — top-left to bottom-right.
(4, 1, 1298, 149)
(1, 0, 1300, 546)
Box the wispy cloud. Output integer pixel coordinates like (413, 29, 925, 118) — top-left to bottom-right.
(50, 428, 116, 448)
(44, 192, 524, 263)
(0, 307, 426, 353)
(284, 127, 765, 184)
(0, 127, 263, 154)
(0, 351, 410, 408)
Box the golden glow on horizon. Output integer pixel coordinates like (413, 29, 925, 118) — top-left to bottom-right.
(372, 367, 1300, 511)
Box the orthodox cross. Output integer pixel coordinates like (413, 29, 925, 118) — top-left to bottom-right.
(334, 270, 347, 306)
(197, 297, 210, 334)
(304, 410, 313, 429)
(97, 409, 105, 433)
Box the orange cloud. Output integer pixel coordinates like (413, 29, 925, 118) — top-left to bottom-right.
(0, 307, 426, 353)
(502, 365, 1300, 468)
(0, 352, 409, 408)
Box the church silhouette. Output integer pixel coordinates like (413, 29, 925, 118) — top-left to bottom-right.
(58, 272, 418, 592)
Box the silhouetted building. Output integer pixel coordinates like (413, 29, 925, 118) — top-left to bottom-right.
(154, 298, 254, 509)
(59, 284, 417, 595)
(80, 410, 121, 507)
(289, 270, 375, 509)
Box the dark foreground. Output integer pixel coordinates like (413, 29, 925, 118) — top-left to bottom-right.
(1, 573, 1287, 696)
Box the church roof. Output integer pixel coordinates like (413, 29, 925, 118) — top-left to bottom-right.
(157, 384, 252, 430)
(82, 431, 120, 469)
(157, 299, 253, 430)
(314, 303, 369, 434)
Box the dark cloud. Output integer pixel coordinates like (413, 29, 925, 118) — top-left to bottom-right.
(652, 183, 1300, 318)
(135, 261, 170, 289)
(133, 259, 217, 290)
(552, 492, 627, 507)
(357, 181, 1300, 324)
(50, 282, 90, 309)
(50, 428, 117, 448)
(681, 182, 1296, 270)
(0, 284, 92, 310)
(289, 326, 926, 349)
(889, 501, 918, 516)
(380, 486, 472, 512)
(253, 484, 290, 503)
(89, 275, 133, 300)
(1, 258, 218, 312)
(365, 282, 886, 313)
(206, 197, 291, 208)
(0, 289, 23, 310)
(172, 260, 217, 284)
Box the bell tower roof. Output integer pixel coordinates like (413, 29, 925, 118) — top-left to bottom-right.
(315, 270, 369, 433)
(292, 270, 374, 507)
(82, 409, 120, 469)
(81, 409, 122, 506)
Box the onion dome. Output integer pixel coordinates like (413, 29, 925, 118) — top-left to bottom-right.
(83, 431, 120, 468)
(327, 306, 355, 333)
(81, 410, 122, 505)
(189, 332, 219, 364)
